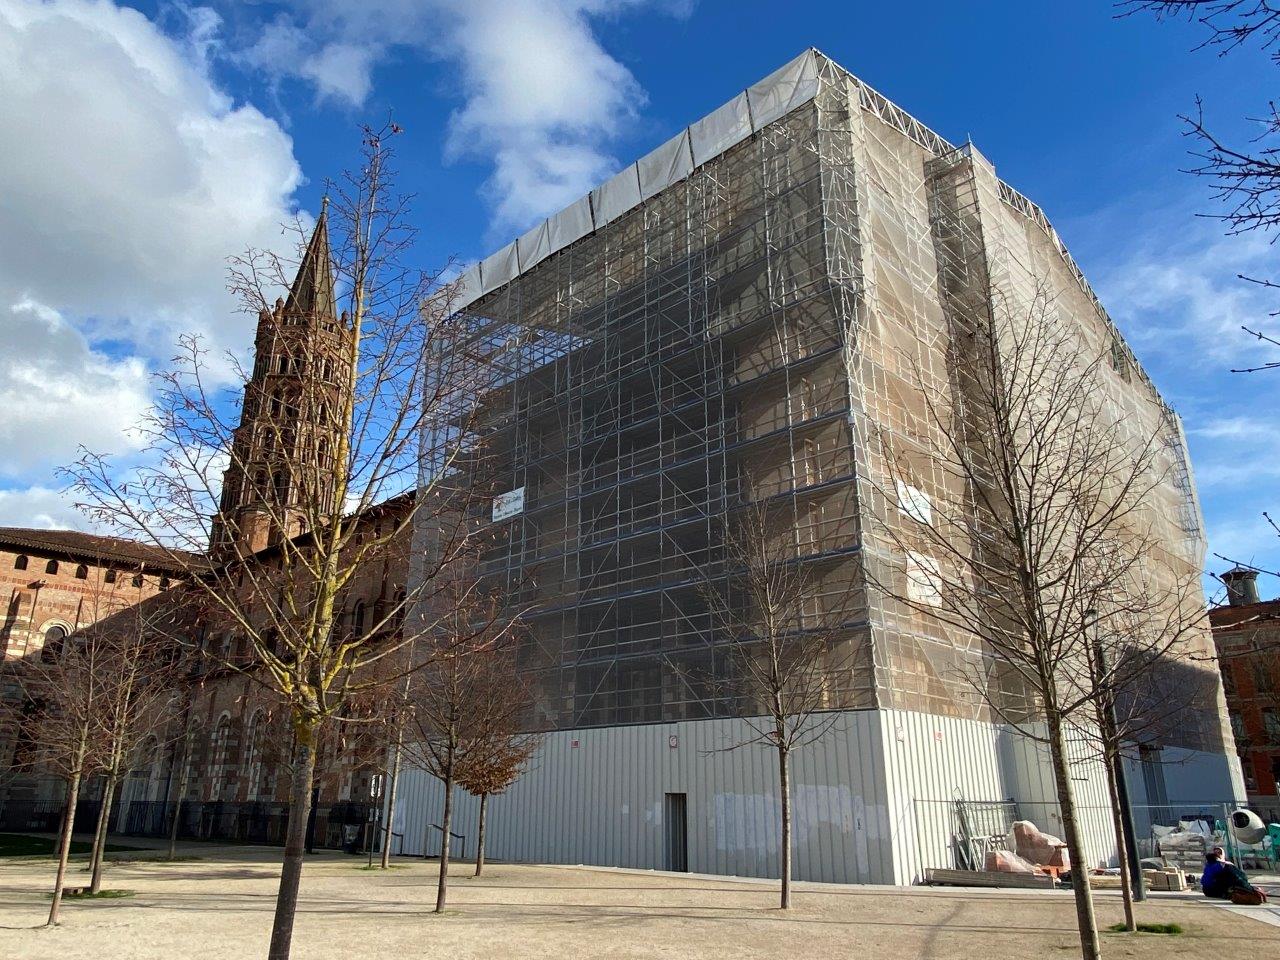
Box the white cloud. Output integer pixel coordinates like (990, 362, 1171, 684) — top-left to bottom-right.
(238, 0, 685, 236)
(302, 42, 376, 105)
(1187, 415, 1280, 489)
(1087, 200, 1280, 593)
(0, 0, 305, 530)
(0, 299, 150, 477)
(1096, 219, 1275, 371)
(239, 18, 374, 107)
(0, 485, 93, 531)
(0, 0, 303, 362)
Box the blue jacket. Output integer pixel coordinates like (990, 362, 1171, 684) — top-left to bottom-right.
(1202, 859, 1251, 899)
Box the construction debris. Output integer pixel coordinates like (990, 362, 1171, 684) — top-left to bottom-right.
(1012, 820, 1070, 871)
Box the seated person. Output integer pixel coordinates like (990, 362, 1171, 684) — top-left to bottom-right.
(1201, 847, 1269, 906)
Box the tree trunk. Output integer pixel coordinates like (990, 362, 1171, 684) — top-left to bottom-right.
(435, 767, 454, 913)
(474, 793, 487, 878)
(381, 725, 403, 869)
(268, 725, 318, 960)
(778, 744, 791, 910)
(48, 769, 83, 926)
(89, 773, 119, 894)
(1102, 744, 1135, 933)
(1047, 714, 1101, 960)
(167, 783, 186, 860)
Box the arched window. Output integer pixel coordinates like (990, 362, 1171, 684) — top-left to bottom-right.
(75, 564, 88, 580)
(104, 569, 117, 584)
(132, 573, 144, 588)
(128, 737, 161, 803)
(351, 601, 366, 638)
(14, 555, 28, 570)
(243, 710, 266, 801)
(179, 718, 205, 801)
(277, 354, 288, 375)
(45, 559, 58, 575)
(40, 624, 68, 663)
(210, 715, 234, 801)
(273, 471, 289, 505)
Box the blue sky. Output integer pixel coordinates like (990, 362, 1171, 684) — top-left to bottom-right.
(1, 0, 1276, 597)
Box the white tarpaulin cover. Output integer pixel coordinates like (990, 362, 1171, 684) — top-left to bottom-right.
(547, 195, 594, 250)
(747, 50, 819, 129)
(458, 49, 829, 311)
(638, 129, 694, 201)
(479, 241, 519, 297)
(591, 164, 643, 227)
(517, 219, 552, 272)
(455, 263, 482, 305)
(690, 92, 753, 167)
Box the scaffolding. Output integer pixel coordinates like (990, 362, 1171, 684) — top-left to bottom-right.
(431, 51, 1214, 738)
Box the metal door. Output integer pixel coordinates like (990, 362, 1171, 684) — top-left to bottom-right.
(664, 792, 688, 872)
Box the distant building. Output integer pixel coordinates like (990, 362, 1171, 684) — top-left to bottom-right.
(1210, 567, 1280, 821)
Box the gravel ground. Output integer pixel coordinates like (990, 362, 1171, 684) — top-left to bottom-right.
(1, 843, 1276, 959)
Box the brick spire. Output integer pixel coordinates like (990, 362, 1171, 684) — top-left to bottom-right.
(211, 205, 353, 560)
(284, 198, 336, 323)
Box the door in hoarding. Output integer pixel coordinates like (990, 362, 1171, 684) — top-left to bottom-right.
(665, 792, 688, 872)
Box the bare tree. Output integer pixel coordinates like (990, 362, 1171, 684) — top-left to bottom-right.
(1, 626, 108, 924)
(63, 124, 513, 960)
(699, 497, 862, 910)
(868, 289, 1211, 960)
(83, 598, 189, 894)
(1085, 602, 1218, 931)
(378, 669, 412, 869)
(454, 670, 539, 878)
(403, 559, 521, 912)
(1121, 2, 1280, 54)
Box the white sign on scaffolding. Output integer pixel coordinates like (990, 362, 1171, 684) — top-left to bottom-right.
(492, 486, 526, 522)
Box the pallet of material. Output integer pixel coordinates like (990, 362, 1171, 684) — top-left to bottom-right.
(925, 868, 1057, 889)
(1088, 874, 1124, 890)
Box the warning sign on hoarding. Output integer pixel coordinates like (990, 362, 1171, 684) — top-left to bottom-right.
(492, 486, 525, 522)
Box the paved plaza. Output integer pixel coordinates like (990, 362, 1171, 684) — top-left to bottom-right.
(1, 840, 1277, 959)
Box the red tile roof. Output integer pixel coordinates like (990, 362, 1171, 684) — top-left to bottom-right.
(0, 527, 202, 574)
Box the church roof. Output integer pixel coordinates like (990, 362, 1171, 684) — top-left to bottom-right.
(284, 204, 337, 321)
(0, 527, 201, 574)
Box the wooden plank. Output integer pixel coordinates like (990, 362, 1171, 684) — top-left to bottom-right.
(925, 868, 1056, 889)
